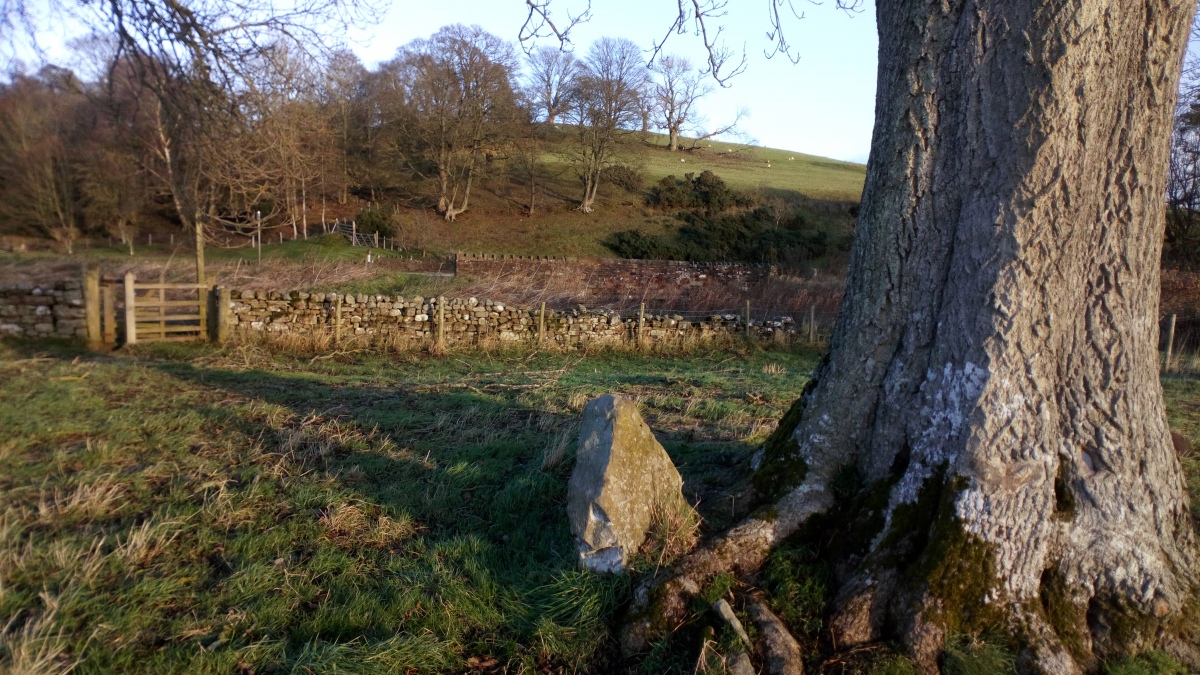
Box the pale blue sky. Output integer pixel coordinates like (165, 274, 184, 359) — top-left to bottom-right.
(348, 1, 879, 163)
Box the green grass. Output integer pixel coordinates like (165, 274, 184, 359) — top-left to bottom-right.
(629, 134, 866, 201)
(1, 339, 1197, 674)
(0, 339, 820, 673)
(308, 272, 467, 298)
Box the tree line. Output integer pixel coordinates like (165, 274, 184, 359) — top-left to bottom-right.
(0, 23, 739, 257)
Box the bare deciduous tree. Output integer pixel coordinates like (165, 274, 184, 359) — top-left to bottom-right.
(396, 24, 519, 221)
(524, 45, 578, 125)
(54, 0, 371, 282)
(0, 69, 83, 253)
(565, 37, 645, 213)
(649, 54, 705, 151)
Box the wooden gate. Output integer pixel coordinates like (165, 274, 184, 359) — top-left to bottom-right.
(121, 272, 207, 344)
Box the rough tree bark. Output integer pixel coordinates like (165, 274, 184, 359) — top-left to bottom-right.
(625, 1, 1200, 672)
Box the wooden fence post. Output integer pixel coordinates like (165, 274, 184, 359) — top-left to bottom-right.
(334, 293, 343, 342)
(101, 284, 115, 345)
(123, 271, 137, 345)
(539, 302, 547, 344)
(374, 231, 379, 247)
(745, 300, 751, 338)
(212, 286, 230, 344)
(84, 264, 101, 349)
(638, 303, 645, 348)
(437, 296, 446, 350)
(1165, 313, 1178, 373)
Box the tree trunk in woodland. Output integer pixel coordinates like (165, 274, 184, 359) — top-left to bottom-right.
(625, 1, 1200, 672)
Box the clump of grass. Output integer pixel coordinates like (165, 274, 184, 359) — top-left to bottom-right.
(114, 520, 182, 569)
(698, 571, 738, 607)
(37, 473, 126, 523)
(1104, 650, 1192, 675)
(319, 502, 416, 550)
(540, 425, 576, 470)
(633, 497, 701, 573)
(762, 543, 832, 639)
(867, 653, 921, 675)
(566, 391, 591, 411)
(762, 362, 787, 375)
(530, 570, 631, 669)
(941, 633, 1017, 675)
(0, 593, 79, 675)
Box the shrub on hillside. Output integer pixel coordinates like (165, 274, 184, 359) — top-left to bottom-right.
(315, 232, 350, 247)
(355, 206, 396, 236)
(604, 206, 849, 264)
(646, 171, 752, 215)
(600, 164, 646, 193)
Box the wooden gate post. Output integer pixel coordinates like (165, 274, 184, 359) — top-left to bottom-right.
(123, 271, 137, 345)
(539, 302, 546, 344)
(210, 286, 230, 344)
(84, 264, 101, 349)
(101, 284, 115, 345)
(218, 287, 230, 344)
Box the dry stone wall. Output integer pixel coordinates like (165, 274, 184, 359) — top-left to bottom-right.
(0, 280, 87, 339)
(228, 290, 796, 347)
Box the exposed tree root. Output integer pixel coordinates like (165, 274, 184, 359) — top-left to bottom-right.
(620, 480, 830, 655)
(746, 593, 805, 675)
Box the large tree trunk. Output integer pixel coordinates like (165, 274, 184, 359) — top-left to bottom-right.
(625, 1, 1200, 672)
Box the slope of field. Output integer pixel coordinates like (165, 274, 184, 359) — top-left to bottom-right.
(419, 131, 866, 258)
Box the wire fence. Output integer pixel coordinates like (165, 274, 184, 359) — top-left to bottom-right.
(330, 221, 402, 251)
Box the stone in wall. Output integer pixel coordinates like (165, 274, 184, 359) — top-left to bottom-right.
(0, 280, 87, 338)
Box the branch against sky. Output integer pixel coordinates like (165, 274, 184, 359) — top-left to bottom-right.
(517, 0, 865, 87)
(1, 0, 377, 82)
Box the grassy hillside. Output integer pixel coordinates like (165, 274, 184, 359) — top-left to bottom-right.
(630, 135, 867, 201)
(408, 131, 865, 259)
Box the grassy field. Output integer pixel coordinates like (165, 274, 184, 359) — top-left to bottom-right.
(0, 339, 1196, 674)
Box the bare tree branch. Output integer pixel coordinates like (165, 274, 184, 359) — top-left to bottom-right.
(518, 0, 592, 53)
(646, 0, 745, 87)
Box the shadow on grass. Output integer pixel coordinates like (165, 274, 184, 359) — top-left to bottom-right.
(0, 338, 772, 672)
